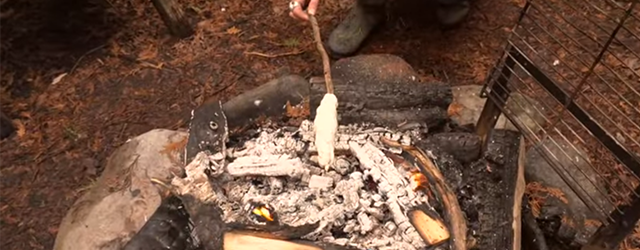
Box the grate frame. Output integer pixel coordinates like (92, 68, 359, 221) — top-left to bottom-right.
(476, 0, 640, 249)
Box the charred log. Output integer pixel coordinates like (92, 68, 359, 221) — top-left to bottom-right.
(417, 132, 482, 164)
(523, 202, 550, 250)
(309, 79, 452, 119)
(381, 137, 468, 250)
(336, 107, 448, 130)
(122, 195, 199, 250)
(459, 130, 525, 250)
(318, 54, 453, 110)
(221, 75, 308, 130)
(407, 205, 450, 246)
(214, 74, 451, 133)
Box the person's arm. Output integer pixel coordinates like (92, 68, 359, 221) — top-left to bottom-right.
(289, 0, 320, 21)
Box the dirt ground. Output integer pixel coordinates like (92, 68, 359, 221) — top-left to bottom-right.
(0, 0, 636, 248)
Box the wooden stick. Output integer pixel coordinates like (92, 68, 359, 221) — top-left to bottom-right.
(380, 137, 468, 250)
(244, 50, 305, 58)
(409, 149, 467, 250)
(308, 15, 334, 94)
(408, 208, 451, 246)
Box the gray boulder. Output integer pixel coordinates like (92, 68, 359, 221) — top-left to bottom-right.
(450, 85, 546, 134)
(53, 129, 187, 250)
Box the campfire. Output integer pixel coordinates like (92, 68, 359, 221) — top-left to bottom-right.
(171, 120, 466, 250)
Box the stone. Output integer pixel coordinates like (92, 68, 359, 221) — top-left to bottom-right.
(308, 175, 335, 189)
(450, 85, 546, 133)
(384, 221, 398, 236)
(333, 157, 353, 175)
(331, 54, 419, 88)
(269, 177, 284, 195)
(371, 194, 383, 202)
(54, 129, 187, 250)
(357, 212, 375, 234)
(525, 137, 613, 245)
(334, 238, 349, 246)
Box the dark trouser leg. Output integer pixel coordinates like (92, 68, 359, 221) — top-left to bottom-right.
(436, 0, 470, 27)
(327, 0, 386, 58)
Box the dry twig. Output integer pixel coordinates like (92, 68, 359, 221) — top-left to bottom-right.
(308, 15, 334, 94)
(70, 44, 107, 75)
(244, 50, 304, 58)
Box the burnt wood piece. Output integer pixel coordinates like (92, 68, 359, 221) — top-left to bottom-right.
(212, 74, 450, 132)
(142, 194, 356, 250)
(0, 110, 14, 139)
(407, 205, 451, 246)
(418, 132, 482, 164)
(185, 99, 228, 165)
(405, 147, 468, 250)
(382, 138, 468, 250)
(122, 195, 199, 250)
(323, 54, 452, 110)
(309, 79, 453, 115)
(221, 75, 309, 130)
(336, 107, 448, 130)
(180, 195, 226, 250)
(460, 129, 525, 250)
(522, 202, 550, 250)
(418, 147, 465, 192)
(150, 0, 194, 38)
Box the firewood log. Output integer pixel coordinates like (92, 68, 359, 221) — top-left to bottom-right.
(459, 130, 526, 250)
(407, 205, 450, 246)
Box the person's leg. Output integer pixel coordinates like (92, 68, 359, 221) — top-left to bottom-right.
(327, 0, 386, 57)
(435, 0, 470, 27)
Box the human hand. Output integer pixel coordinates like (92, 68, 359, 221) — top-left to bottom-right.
(288, 0, 320, 21)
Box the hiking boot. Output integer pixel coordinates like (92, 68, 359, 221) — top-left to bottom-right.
(436, 0, 470, 27)
(327, 0, 386, 57)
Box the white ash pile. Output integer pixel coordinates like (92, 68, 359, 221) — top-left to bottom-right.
(177, 120, 440, 250)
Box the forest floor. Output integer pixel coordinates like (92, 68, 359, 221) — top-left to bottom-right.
(1, 0, 637, 248)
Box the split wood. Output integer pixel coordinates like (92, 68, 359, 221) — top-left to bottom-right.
(381, 137, 468, 250)
(308, 15, 334, 94)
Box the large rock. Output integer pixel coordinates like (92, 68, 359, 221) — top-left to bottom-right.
(331, 54, 420, 88)
(53, 129, 187, 250)
(525, 138, 612, 246)
(450, 85, 546, 133)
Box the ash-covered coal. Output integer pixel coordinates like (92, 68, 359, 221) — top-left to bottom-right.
(191, 120, 435, 250)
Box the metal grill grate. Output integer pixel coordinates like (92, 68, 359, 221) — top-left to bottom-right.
(475, 0, 640, 248)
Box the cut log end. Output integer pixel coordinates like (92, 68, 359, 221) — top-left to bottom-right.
(408, 209, 450, 246)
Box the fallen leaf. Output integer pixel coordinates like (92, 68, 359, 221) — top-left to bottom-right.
(161, 137, 188, 156)
(51, 73, 67, 85)
(12, 119, 25, 138)
(226, 26, 241, 35)
(137, 45, 158, 61)
(447, 103, 464, 117)
(285, 98, 310, 118)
